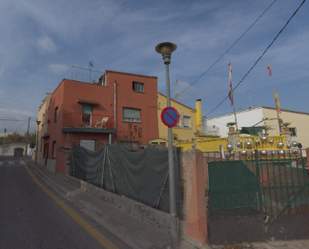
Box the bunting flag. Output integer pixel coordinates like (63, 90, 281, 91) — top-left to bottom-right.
(228, 60, 234, 106)
(267, 64, 272, 77)
(274, 88, 281, 114)
(175, 78, 178, 84)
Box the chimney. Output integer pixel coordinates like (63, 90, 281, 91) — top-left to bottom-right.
(195, 99, 202, 133)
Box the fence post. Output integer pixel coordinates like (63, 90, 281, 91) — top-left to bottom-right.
(306, 148, 309, 175)
(181, 149, 208, 245)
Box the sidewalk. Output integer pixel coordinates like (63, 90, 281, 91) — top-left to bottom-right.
(23, 157, 205, 249)
(210, 239, 309, 249)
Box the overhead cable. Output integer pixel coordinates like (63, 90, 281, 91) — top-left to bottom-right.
(176, 0, 278, 98)
(206, 0, 306, 117)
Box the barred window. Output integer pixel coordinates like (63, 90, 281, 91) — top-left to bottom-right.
(133, 82, 144, 93)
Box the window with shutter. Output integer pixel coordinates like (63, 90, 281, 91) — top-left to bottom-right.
(123, 108, 141, 122)
(182, 116, 191, 128)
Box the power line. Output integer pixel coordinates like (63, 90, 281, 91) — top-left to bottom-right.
(13, 120, 28, 132)
(206, 0, 306, 117)
(176, 0, 278, 99)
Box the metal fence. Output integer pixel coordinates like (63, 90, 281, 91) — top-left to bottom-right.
(207, 150, 309, 219)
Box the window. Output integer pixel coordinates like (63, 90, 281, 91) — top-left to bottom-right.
(123, 108, 141, 122)
(80, 140, 95, 151)
(40, 138, 43, 152)
(289, 127, 297, 136)
(43, 143, 49, 158)
(133, 82, 144, 93)
(54, 106, 58, 122)
(182, 115, 191, 128)
(52, 141, 56, 158)
(82, 104, 93, 126)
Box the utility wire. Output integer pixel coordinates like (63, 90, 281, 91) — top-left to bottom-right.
(176, 0, 278, 99)
(206, 0, 306, 117)
(12, 120, 28, 132)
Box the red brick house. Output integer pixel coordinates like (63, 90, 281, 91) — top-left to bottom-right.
(38, 70, 159, 174)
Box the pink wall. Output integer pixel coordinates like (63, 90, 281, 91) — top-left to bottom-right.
(106, 71, 158, 144)
(44, 71, 159, 173)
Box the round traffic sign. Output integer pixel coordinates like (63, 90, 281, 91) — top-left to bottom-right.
(161, 107, 180, 127)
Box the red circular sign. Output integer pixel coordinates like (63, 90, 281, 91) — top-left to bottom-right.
(161, 107, 180, 127)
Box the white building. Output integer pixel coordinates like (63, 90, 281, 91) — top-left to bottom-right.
(205, 106, 309, 150)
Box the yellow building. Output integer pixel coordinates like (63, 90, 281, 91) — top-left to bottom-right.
(35, 93, 52, 167)
(149, 93, 197, 146)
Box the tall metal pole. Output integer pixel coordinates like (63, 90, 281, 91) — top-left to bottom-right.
(156, 42, 178, 249)
(4, 128, 6, 143)
(269, 76, 281, 134)
(25, 117, 30, 156)
(166, 63, 178, 249)
(35, 120, 41, 164)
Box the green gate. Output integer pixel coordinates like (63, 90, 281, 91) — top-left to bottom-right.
(208, 157, 309, 216)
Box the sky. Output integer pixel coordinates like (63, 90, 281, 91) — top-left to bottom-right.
(0, 0, 308, 134)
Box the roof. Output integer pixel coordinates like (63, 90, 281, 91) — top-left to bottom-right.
(157, 92, 196, 112)
(105, 70, 157, 79)
(207, 106, 309, 120)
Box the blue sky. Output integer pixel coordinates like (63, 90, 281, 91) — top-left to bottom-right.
(0, 0, 308, 134)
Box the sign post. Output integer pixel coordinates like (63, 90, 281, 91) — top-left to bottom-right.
(156, 42, 178, 249)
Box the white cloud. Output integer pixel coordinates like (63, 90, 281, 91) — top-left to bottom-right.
(38, 36, 57, 54)
(48, 64, 70, 75)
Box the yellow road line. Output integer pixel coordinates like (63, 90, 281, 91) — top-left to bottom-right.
(25, 165, 119, 249)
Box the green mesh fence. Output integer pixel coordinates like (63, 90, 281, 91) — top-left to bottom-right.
(208, 161, 263, 211)
(71, 144, 183, 217)
(208, 157, 309, 215)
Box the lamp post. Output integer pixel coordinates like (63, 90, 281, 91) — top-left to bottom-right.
(35, 120, 41, 164)
(4, 129, 7, 143)
(155, 42, 178, 249)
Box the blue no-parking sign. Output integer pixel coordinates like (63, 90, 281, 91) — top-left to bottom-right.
(161, 107, 180, 127)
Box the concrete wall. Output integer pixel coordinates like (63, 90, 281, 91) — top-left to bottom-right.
(59, 173, 172, 232)
(181, 149, 208, 245)
(1, 143, 27, 156)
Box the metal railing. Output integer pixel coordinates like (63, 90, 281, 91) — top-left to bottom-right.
(62, 113, 114, 129)
(175, 134, 291, 152)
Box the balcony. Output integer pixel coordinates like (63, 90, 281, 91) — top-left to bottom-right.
(61, 113, 115, 134)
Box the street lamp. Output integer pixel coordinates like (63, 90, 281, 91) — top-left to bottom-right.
(35, 120, 41, 164)
(155, 42, 178, 249)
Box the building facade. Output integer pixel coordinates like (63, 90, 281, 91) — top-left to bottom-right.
(150, 93, 197, 146)
(206, 106, 309, 150)
(37, 70, 158, 174)
(36, 93, 52, 166)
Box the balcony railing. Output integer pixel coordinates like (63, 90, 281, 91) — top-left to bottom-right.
(62, 113, 114, 130)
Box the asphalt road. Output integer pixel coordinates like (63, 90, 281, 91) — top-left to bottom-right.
(0, 156, 131, 249)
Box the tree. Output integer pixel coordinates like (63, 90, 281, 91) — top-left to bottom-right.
(7, 132, 24, 142)
(2, 132, 37, 145)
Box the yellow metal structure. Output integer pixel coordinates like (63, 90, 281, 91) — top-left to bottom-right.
(195, 99, 202, 133)
(175, 133, 290, 152)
